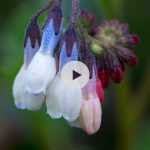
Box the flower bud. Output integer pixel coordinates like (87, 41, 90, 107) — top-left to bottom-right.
(96, 78, 104, 103)
(80, 10, 96, 32)
(79, 96, 102, 135)
(40, 3, 63, 54)
(59, 26, 79, 68)
(98, 69, 109, 88)
(91, 42, 103, 55)
(68, 67, 103, 135)
(93, 20, 138, 87)
(111, 67, 124, 83)
(128, 53, 138, 66)
(24, 17, 41, 67)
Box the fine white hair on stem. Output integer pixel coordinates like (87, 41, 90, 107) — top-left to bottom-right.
(71, 0, 80, 24)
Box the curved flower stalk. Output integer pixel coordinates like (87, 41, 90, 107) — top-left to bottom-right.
(13, 17, 44, 110)
(46, 26, 82, 122)
(26, 1, 63, 96)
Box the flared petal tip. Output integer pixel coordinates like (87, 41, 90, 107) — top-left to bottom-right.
(25, 92, 45, 111)
(47, 110, 62, 119)
(15, 102, 26, 110)
(63, 114, 79, 123)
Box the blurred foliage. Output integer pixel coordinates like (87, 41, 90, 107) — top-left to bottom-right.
(0, 0, 150, 150)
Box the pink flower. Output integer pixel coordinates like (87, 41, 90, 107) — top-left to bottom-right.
(70, 73, 104, 135)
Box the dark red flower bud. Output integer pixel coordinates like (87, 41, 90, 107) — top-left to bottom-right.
(130, 35, 140, 45)
(111, 67, 124, 83)
(98, 69, 109, 88)
(80, 10, 96, 26)
(96, 78, 104, 103)
(128, 54, 138, 66)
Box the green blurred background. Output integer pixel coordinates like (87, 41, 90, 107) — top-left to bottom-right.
(0, 0, 150, 150)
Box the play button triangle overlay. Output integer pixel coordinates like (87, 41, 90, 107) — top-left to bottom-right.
(73, 70, 81, 80)
(61, 61, 90, 88)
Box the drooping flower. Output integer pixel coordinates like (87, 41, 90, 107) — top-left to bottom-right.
(46, 25, 82, 122)
(12, 0, 140, 135)
(13, 16, 45, 110)
(90, 20, 139, 88)
(25, 1, 63, 95)
(69, 67, 103, 135)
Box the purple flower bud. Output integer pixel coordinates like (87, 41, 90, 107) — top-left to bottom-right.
(24, 17, 41, 67)
(24, 17, 41, 49)
(40, 3, 63, 54)
(59, 26, 79, 68)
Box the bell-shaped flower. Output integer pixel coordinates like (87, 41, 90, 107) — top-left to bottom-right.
(25, 51, 56, 95)
(46, 74, 82, 121)
(25, 2, 63, 95)
(69, 71, 103, 135)
(13, 17, 44, 110)
(46, 26, 82, 122)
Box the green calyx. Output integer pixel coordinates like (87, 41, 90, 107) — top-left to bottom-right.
(90, 40, 104, 55)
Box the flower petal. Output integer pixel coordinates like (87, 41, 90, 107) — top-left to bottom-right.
(40, 19, 62, 54)
(26, 51, 56, 95)
(71, 97, 102, 135)
(46, 75, 82, 122)
(13, 65, 45, 111)
(24, 38, 40, 67)
(25, 92, 45, 111)
(61, 82, 82, 122)
(13, 65, 27, 109)
(46, 76, 63, 119)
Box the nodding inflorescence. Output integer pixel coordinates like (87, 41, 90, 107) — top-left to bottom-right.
(13, 0, 139, 135)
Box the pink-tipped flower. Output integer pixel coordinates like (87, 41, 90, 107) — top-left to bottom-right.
(79, 93, 102, 135)
(96, 78, 104, 103)
(70, 71, 103, 135)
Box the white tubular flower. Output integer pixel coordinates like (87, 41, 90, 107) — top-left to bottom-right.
(46, 74, 82, 122)
(46, 25, 82, 122)
(61, 82, 82, 122)
(13, 65, 27, 110)
(46, 75, 63, 119)
(13, 16, 43, 110)
(25, 51, 56, 95)
(26, 3, 63, 95)
(13, 62, 45, 110)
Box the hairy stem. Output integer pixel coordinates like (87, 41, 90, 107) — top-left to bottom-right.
(71, 0, 80, 24)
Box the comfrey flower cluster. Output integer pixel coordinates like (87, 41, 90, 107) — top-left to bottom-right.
(13, 0, 139, 135)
